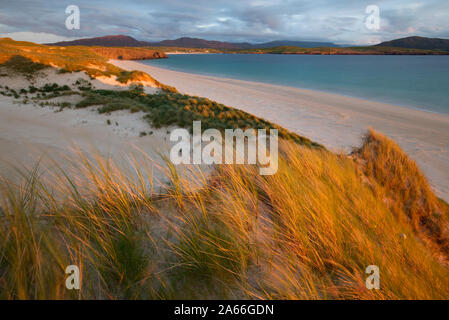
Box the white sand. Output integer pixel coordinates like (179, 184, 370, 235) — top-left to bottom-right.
(112, 59, 449, 202)
(0, 68, 177, 191)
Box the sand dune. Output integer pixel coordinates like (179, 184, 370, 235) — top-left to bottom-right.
(0, 68, 175, 190)
(112, 59, 449, 202)
(0, 97, 178, 190)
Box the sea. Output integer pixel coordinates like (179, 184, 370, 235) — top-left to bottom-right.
(141, 54, 449, 115)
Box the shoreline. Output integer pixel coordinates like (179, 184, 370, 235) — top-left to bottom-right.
(165, 52, 211, 55)
(112, 59, 449, 202)
(138, 58, 449, 117)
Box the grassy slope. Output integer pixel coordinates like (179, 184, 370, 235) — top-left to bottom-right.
(354, 130, 449, 255)
(0, 131, 448, 299)
(89, 47, 167, 60)
(0, 56, 318, 147)
(0, 38, 175, 90)
(74, 87, 320, 147)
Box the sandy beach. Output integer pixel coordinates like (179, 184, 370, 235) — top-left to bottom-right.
(112, 59, 449, 202)
(0, 68, 181, 191)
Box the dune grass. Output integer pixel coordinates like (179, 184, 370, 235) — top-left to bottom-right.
(0, 38, 176, 91)
(74, 88, 319, 146)
(354, 129, 449, 256)
(0, 55, 49, 79)
(0, 131, 448, 300)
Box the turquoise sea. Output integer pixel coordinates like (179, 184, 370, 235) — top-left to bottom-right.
(142, 54, 449, 115)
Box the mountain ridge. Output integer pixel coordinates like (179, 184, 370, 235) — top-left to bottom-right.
(47, 35, 449, 52)
(48, 35, 142, 47)
(47, 35, 340, 49)
(376, 36, 449, 51)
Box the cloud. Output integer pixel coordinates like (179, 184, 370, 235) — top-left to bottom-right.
(0, 32, 79, 44)
(0, 0, 448, 44)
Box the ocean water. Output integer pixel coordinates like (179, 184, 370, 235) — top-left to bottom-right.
(141, 54, 449, 115)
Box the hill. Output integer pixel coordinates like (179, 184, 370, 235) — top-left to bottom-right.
(145, 37, 254, 49)
(0, 37, 173, 90)
(49, 35, 143, 47)
(146, 37, 339, 49)
(376, 36, 449, 51)
(234, 45, 449, 55)
(256, 40, 339, 48)
(48, 35, 449, 54)
(48, 35, 339, 50)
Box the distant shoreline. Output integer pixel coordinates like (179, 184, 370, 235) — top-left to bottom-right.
(158, 49, 449, 55)
(111, 59, 449, 202)
(165, 52, 211, 55)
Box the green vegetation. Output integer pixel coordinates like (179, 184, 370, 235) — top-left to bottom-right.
(89, 46, 167, 60)
(144, 44, 449, 55)
(0, 38, 120, 78)
(0, 65, 313, 145)
(0, 38, 174, 90)
(0, 55, 48, 78)
(74, 88, 319, 147)
(232, 45, 449, 55)
(0, 82, 76, 102)
(0, 131, 448, 299)
(145, 46, 222, 53)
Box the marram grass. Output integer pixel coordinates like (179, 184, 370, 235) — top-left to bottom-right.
(0, 131, 448, 299)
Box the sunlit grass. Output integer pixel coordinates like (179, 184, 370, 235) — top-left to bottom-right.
(0, 131, 448, 299)
(0, 38, 177, 92)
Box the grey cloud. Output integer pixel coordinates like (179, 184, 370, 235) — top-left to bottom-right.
(0, 0, 448, 44)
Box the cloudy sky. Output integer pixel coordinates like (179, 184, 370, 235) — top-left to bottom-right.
(0, 0, 448, 45)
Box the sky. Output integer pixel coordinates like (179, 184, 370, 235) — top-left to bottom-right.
(0, 0, 448, 45)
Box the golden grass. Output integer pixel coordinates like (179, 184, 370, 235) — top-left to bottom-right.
(0, 38, 175, 90)
(89, 47, 167, 60)
(354, 129, 449, 256)
(0, 131, 448, 299)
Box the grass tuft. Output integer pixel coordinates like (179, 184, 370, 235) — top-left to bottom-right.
(0, 131, 448, 299)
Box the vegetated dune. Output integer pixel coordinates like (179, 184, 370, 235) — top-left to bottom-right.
(0, 38, 173, 90)
(353, 130, 449, 255)
(0, 130, 448, 299)
(89, 47, 167, 60)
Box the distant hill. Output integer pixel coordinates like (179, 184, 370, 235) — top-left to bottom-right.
(145, 37, 254, 49)
(48, 35, 339, 49)
(48, 35, 256, 49)
(256, 40, 339, 48)
(46, 35, 449, 55)
(48, 35, 144, 47)
(49, 35, 449, 52)
(376, 36, 449, 51)
(146, 37, 339, 49)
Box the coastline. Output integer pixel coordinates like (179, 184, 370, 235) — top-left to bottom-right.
(112, 59, 449, 202)
(165, 52, 211, 55)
